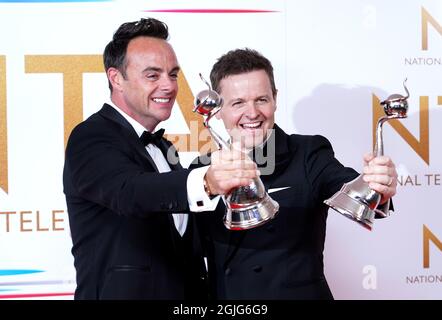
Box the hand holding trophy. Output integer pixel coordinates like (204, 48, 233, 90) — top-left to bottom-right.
(324, 79, 409, 230)
(193, 74, 279, 230)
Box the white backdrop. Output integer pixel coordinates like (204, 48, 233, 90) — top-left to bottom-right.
(0, 0, 441, 299)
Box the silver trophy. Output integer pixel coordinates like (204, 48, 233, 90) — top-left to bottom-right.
(324, 79, 409, 230)
(193, 74, 279, 230)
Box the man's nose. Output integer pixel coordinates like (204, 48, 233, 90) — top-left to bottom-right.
(159, 75, 176, 92)
(244, 102, 259, 118)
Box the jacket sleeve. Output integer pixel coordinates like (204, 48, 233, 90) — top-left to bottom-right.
(302, 135, 359, 202)
(64, 123, 191, 218)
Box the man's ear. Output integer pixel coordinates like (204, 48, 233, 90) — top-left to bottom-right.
(107, 67, 123, 91)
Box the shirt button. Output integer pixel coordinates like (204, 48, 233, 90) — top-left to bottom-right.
(225, 268, 232, 276)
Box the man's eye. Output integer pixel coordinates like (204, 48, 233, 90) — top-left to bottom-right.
(146, 74, 158, 80)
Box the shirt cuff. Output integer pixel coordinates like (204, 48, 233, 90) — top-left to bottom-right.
(187, 166, 220, 212)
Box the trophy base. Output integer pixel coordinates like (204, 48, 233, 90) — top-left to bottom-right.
(324, 191, 375, 230)
(224, 195, 279, 230)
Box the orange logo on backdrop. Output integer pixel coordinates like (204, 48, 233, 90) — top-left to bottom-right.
(422, 7, 442, 51)
(372, 95, 431, 165)
(423, 225, 442, 268)
(0, 55, 209, 194)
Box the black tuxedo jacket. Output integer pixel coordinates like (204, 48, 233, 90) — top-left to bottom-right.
(63, 104, 206, 300)
(191, 125, 359, 300)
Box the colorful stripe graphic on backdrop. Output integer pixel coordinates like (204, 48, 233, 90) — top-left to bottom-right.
(0, 269, 43, 276)
(0, 0, 111, 3)
(0, 269, 74, 299)
(143, 9, 278, 14)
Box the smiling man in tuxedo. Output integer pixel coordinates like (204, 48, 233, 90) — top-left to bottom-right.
(191, 48, 398, 300)
(63, 18, 258, 300)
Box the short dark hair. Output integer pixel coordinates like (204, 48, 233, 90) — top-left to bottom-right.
(103, 17, 169, 91)
(210, 48, 277, 97)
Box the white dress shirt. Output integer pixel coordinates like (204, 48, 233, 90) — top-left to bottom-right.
(107, 102, 219, 236)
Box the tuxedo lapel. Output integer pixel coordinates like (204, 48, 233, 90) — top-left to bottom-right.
(160, 139, 184, 254)
(132, 138, 161, 173)
(224, 230, 247, 269)
(258, 124, 293, 188)
(98, 104, 160, 172)
(157, 139, 182, 171)
(98, 104, 182, 172)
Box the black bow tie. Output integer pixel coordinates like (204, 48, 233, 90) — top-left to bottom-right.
(140, 128, 165, 147)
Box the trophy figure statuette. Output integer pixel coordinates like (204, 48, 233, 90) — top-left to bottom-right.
(324, 79, 409, 230)
(193, 73, 279, 230)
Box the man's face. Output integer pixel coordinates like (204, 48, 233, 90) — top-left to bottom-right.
(217, 70, 277, 150)
(111, 36, 179, 131)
